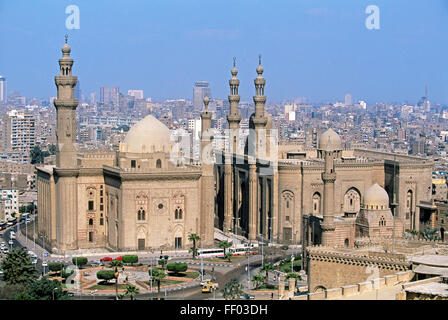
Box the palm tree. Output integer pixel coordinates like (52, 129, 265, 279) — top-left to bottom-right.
(219, 240, 232, 257)
(188, 234, 201, 259)
(251, 273, 265, 290)
(222, 279, 245, 300)
(260, 263, 275, 284)
(421, 227, 439, 240)
(224, 252, 233, 263)
(150, 268, 166, 299)
(1, 248, 39, 286)
(125, 284, 139, 300)
(286, 272, 301, 288)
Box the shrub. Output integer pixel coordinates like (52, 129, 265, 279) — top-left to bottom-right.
(122, 255, 138, 265)
(96, 270, 116, 283)
(72, 257, 88, 268)
(61, 269, 74, 280)
(158, 259, 168, 268)
(48, 262, 64, 273)
(166, 262, 188, 274)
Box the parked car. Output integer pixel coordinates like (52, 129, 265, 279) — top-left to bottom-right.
(100, 257, 113, 262)
(31, 259, 38, 264)
(2, 249, 8, 254)
(114, 256, 123, 261)
(62, 291, 75, 297)
(42, 261, 48, 267)
(90, 259, 103, 267)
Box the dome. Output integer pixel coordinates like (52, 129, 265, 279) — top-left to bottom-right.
(363, 183, 389, 209)
(318, 128, 342, 151)
(120, 115, 171, 153)
(62, 43, 71, 55)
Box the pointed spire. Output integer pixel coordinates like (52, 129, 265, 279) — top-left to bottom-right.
(65, 33, 68, 44)
(203, 96, 210, 112)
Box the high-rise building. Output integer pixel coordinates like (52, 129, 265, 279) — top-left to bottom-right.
(345, 94, 352, 106)
(0, 76, 6, 103)
(193, 81, 211, 112)
(128, 90, 144, 100)
(100, 86, 120, 106)
(1, 110, 36, 156)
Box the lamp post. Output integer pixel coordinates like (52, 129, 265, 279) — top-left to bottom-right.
(114, 266, 119, 300)
(260, 233, 264, 267)
(246, 248, 250, 293)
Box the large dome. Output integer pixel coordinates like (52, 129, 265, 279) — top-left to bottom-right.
(363, 183, 389, 209)
(119, 115, 171, 153)
(318, 128, 342, 151)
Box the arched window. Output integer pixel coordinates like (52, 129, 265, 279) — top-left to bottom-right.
(175, 207, 183, 220)
(89, 218, 93, 226)
(138, 207, 145, 221)
(312, 192, 321, 215)
(156, 159, 162, 168)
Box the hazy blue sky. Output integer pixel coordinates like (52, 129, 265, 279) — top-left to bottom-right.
(1, 0, 447, 104)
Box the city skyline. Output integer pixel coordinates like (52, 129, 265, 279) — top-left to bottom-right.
(1, 0, 448, 104)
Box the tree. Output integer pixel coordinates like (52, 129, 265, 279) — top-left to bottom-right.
(150, 268, 166, 299)
(124, 284, 139, 300)
(110, 260, 123, 268)
(260, 263, 275, 284)
(48, 262, 64, 274)
(1, 248, 39, 286)
(188, 234, 201, 259)
(224, 252, 233, 263)
(251, 273, 266, 290)
(219, 240, 232, 256)
(48, 144, 57, 155)
(158, 259, 168, 269)
(30, 146, 50, 164)
(72, 257, 88, 269)
(421, 227, 440, 240)
(166, 262, 188, 275)
(96, 270, 115, 284)
(222, 279, 245, 300)
(15, 277, 69, 300)
(122, 255, 138, 266)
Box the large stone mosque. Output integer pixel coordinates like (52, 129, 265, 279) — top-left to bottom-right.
(37, 40, 434, 254)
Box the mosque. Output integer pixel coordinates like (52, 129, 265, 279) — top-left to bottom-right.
(36, 40, 434, 254)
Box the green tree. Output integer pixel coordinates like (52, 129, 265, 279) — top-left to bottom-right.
(188, 233, 201, 259)
(150, 268, 166, 299)
(158, 259, 168, 269)
(48, 144, 57, 155)
(260, 263, 275, 284)
(110, 260, 123, 268)
(222, 279, 245, 300)
(72, 257, 88, 269)
(224, 252, 233, 263)
(251, 273, 266, 290)
(1, 248, 39, 286)
(219, 240, 232, 256)
(30, 146, 50, 164)
(421, 227, 440, 240)
(124, 284, 139, 300)
(122, 255, 138, 266)
(286, 272, 301, 288)
(15, 277, 69, 300)
(166, 262, 188, 275)
(48, 262, 64, 274)
(96, 270, 115, 284)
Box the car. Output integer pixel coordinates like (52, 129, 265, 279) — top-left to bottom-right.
(0, 269, 4, 275)
(8, 240, 13, 245)
(240, 294, 255, 300)
(62, 291, 75, 297)
(42, 261, 48, 267)
(31, 259, 38, 264)
(90, 259, 103, 267)
(2, 249, 8, 254)
(100, 257, 113, 262)
(114, 256, 123, 261)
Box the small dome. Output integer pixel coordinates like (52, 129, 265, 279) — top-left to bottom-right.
(318, 128, 342, 151)
(203, 96, 210, 105)
(363, 184, 389, 209)
(62, 43, 71, 55)
(257, 64, 264, 75)
(231, 66, 238, 76)
(120, 115, 171, 153)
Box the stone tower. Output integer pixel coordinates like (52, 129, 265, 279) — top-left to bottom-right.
(54, 35, 78, 168)
(53, 37, 79, 252)
(224, 59, 242, 232)
(321, 138, 337, 246)
(200, 96, 214, 246)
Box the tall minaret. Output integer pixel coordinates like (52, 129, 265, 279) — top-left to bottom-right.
(54, 35, 79, 168)
(200, 96, 214, 247)
(321, 139, 336, 246)
(227, 57, 242, 154)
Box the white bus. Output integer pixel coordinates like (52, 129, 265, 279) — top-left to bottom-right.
(197, 249, 224, 258)
(229, 247, 257, 256)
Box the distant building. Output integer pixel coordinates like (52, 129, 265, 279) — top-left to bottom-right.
(1, 110, 36, 156)
(128, 90, 144, 100)
(0, 76, 6, 103)
(100, 86, 120, 106)
(193, 81, 211, 112)
(345, 94, 352, 106)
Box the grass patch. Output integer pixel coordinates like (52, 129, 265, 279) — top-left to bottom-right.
(166, 271, 199, 279)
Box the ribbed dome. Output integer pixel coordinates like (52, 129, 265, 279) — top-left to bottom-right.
(363, 183, 389, 209)
(120, 115, 171, 153)
(318, 128, 342, 151)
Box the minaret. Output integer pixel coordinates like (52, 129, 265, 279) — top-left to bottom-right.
(321, 138, 336, 246)
(54, 35, 79, 168)
(227, 57, 242, 154)
(200, 96, 214, 247)
(54, 36, 79, 253)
